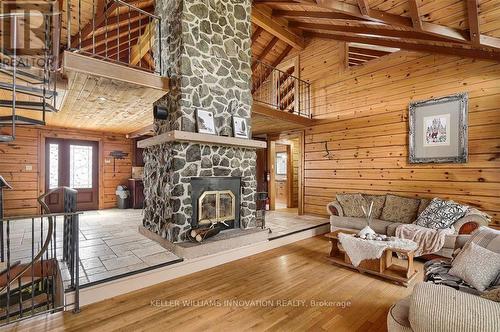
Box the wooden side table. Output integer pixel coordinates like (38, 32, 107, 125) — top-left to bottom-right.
(325, 230, 418, 287)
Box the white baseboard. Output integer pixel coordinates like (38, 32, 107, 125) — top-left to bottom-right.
(65, 224, 329, 309)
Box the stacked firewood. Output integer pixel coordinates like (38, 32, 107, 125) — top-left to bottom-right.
(189, 226, 222, 243)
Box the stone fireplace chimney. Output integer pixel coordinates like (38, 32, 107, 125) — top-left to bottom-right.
(141, 0, 257, 243)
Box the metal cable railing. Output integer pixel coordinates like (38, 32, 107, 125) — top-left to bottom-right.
(66, 0, 161, 74)
(252, 59, 311, 118)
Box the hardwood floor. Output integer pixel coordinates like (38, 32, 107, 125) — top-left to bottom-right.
(3, 236, 423, 332)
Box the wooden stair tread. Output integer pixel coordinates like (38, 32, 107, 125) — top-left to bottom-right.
(0, 293, 48, 319)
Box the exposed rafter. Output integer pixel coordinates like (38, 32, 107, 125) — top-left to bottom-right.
(252, 6, 305, 49)
(314, 0, 468, 43)
(288, 22, 455, 43)
(306, 32, 500, 62)
(466, 0, 481, 46)
(272, 10, 368, 22)
(252, 37, 279, 70)
(407, 0, 423, 30)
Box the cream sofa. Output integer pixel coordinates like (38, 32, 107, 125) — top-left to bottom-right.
(388, 227, 500, 331)
(327, 193, 490, 258)
(387, 282, 500, 332)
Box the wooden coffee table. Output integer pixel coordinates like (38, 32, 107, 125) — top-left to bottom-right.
(325, 230, 418, 287)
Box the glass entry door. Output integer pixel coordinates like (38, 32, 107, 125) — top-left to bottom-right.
(45, 138, 99, 212)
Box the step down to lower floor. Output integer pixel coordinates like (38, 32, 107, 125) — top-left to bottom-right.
(0, 100, 57, 112)
(0, 82, 55, 99)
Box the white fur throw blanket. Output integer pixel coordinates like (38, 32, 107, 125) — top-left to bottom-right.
(395, 224, 454, 257)
(338, 233, 417, 267)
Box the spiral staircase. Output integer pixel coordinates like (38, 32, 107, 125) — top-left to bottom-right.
(0, 9, 61, 143)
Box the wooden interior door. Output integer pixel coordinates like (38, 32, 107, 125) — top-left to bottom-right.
(45, 138, 99, 212)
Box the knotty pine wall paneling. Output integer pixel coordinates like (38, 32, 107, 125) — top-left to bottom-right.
(0, 126, 132, 216)
(292, 39, 500, 225)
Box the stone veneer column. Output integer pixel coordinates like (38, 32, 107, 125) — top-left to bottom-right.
(142, 0, 256, 243)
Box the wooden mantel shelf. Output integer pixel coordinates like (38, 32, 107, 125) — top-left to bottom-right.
(137, 130, 267, 149)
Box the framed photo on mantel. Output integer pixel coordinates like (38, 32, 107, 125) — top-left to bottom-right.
(196, 109, 216, 135)
(408, 92, 468, 164)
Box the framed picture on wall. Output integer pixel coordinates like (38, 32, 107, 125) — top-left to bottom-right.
(409, 92, 468, 163)
(196, 109, 216, 135)
(232, 116, 249, 138)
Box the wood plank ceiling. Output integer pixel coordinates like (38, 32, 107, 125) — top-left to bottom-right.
(251, 0, 500, 73)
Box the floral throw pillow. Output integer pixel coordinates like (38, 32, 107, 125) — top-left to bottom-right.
(414, 198, 468, 229)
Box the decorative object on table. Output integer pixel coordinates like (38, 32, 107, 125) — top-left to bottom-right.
(409, 92, 468, 163)
(232, 116, 249, 138)
(109, 150, 129, 173)
(0, 175, 13, 262)
(357, 199, 375, 238)
(325, 230, 419, 287)
(414, 197, 469, 229)
(196, 109, 216, 135)
(275, 152, 287, 175)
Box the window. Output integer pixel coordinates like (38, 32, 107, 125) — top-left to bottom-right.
(48, 143, 59, 189)
(69, 145, 93, 189)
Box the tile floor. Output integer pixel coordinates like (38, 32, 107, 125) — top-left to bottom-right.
(5, 209, 180, 286)
(3, 208, 328, 286)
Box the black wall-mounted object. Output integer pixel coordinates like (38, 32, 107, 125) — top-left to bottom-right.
(109, 151, 129, 173)
(153, 105, 168, 120)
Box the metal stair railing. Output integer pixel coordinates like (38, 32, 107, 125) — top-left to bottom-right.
(0, 187, 82, 326)
(0, 8, 61, 143)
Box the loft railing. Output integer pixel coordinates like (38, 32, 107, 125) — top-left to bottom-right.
(0, 188, 81, 326)
(252, 59, 311, 118)
(66, 0, 161, 74)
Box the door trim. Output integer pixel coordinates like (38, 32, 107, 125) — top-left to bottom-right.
(39, 131, 104, 210)
(267, 130, 305, 215)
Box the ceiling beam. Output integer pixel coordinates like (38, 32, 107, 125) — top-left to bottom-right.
(252, 37, 279, 70)
(466, 0, 480, 46)
(253, 45, 293, 93)
(272, 10, 368, 22)
(408, 0, 423, 30)
(357, 0, 370, 16)
(252, 26, 264, 42)
(252, 6, 305, 49)
(288, 22, 455, 43)
(306, 32, 500, 62)
(312, 0, 469, 44)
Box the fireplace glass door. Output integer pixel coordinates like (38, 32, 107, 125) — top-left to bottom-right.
(198, 190, 235, 226)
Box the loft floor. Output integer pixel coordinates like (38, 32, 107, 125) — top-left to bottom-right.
(6, 235, 424, 331)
